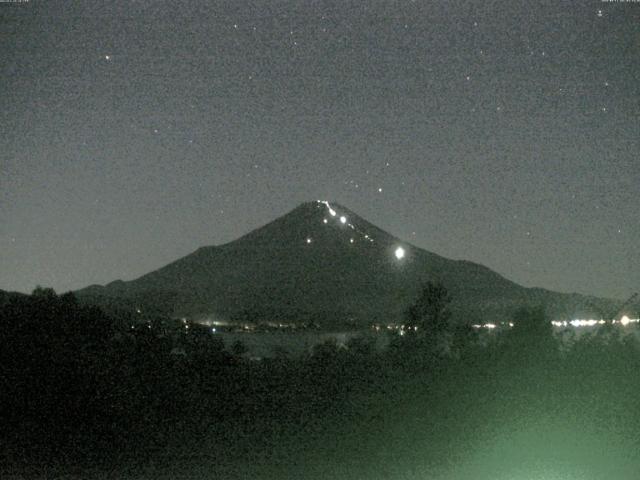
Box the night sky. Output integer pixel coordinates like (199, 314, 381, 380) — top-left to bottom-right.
(1, 1, 638, 299)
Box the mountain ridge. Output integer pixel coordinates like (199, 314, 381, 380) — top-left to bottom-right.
(76, 200, 617, 326)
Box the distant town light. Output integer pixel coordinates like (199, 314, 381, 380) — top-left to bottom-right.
(394, 246, 405, 260)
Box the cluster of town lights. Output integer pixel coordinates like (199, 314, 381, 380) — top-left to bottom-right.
(472, 322, 511, 329)
(469, 316, 639, 330)
(551, 315, 639, 328)
(372, 324, 418, 336)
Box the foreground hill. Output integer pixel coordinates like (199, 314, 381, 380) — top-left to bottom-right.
(76, 201, 616, 326)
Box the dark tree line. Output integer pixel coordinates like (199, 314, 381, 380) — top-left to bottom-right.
(2, 284, 640, 479)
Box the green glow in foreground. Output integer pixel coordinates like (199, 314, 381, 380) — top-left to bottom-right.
(437, 417, 635, 480)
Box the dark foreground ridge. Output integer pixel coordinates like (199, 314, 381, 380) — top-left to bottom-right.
(2, 288, 640, 479)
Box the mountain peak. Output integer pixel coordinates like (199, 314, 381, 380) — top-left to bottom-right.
(229, 199, 396, 251)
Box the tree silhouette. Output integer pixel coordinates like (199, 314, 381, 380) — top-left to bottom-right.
(231, 340, 248, 357)
(405, 281, 452, 337)
(509, 305, 553, 342)
(502, 305, 558, 366)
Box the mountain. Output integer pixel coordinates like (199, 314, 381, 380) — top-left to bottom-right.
(76, 201, 617, 327)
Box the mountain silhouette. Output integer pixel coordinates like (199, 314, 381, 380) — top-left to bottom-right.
(76, 201, 616, 326)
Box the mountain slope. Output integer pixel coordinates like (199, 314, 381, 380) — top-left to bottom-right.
(76, 201, 616, 326)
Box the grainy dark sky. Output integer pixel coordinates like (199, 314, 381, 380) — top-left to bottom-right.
(1, 1, 638, 299)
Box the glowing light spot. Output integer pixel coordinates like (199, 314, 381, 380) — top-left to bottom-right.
(621, 315, 631, 326)
(323, 218, 328, 224)
(340, 216, 347, 224)
(350, 238, 354, 243)
(306, 238, 312, 244)
(569, 319, 599, 327)
(395, 246, 405, 260)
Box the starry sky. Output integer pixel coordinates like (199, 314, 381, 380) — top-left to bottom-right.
(1, 1, 638, 299)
